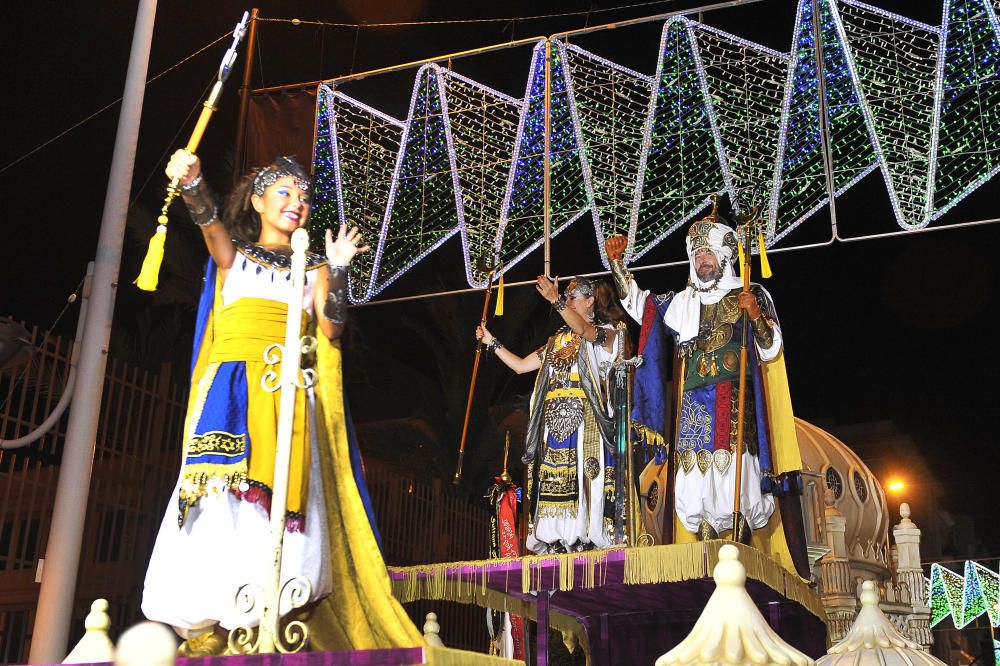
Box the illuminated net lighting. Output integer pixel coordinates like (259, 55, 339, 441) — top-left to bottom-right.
(834, 0, 940, 228)
(497, 42, 588, 276)
(630, 19, 723, 262)
(313, 88, 404, 301)
(311, 0, 1000, 302)
(693, 24, 788, 227)
(372, 66, 461, 298)
(927, 561, 1000, 629)
(770, 0, 878, 242)
(439, 70, 523, 287)
(562, 41, 652, 263)
(932, 0, 1000, 218)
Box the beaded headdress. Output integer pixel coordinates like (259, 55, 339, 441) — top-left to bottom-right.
(686, 215, 739, 267)
(252, 156, 312, 196)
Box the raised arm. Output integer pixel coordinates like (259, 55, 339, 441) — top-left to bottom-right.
(475, 324, 542, 375)
(315, 225, 369, 340)
(165, 149, 236, 270)
(534, 276, 614, 352)
(604, 235, 648, 323)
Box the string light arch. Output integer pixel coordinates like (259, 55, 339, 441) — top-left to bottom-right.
(310, 0, 1000, 302)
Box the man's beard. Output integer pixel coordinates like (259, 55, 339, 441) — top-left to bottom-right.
(696, 264, 723, 282)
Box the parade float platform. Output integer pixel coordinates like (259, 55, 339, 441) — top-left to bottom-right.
(47, 646, 521, 666)
(389, 541, 828, 666)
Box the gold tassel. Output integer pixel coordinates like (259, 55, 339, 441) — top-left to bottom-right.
(758, 231, 773, 279)
(134, 219, 168, 291)
(736, 236, 747, 281)
(494, 271, 504, 317)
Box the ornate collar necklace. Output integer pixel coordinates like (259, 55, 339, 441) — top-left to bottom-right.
(235, 239, 326, 270)
(687, 276, 721, 293)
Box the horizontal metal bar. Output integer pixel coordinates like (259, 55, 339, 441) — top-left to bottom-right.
(253, 37, 547, 94)
(551, 0, 763, 39)
(252, 0, 762, 94)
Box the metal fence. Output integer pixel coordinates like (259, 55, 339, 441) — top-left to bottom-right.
(0, 321, 185, 662)
(0, 321, 493, 660)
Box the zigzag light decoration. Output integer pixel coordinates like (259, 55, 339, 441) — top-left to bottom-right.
(927, 561, 1000, 629)
(312, 0, 1000, 302)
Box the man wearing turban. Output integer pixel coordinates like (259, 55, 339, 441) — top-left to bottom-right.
(605, 213, 809, 578)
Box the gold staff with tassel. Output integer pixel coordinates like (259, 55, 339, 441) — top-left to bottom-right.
(730, 206, 771, 543)
(454, 262, 504, 484)
(134, 11, 250, 291)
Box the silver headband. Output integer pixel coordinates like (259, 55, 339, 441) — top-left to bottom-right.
(252, 165, 312, 196)
(565, 278, 595, 299)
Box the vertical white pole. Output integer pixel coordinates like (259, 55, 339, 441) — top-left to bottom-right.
(29, 0, 157, 661)
(257, 227, 309, 653)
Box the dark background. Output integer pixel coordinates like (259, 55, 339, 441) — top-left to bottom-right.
(3, 0, 998, 556)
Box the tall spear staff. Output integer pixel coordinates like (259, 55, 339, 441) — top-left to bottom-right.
(731, 208, 762, 542)
(453, 265, 499, 484)
(134, 11, 250, 291)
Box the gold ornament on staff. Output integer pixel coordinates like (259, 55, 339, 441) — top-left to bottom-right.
(134, 11, 250, 291)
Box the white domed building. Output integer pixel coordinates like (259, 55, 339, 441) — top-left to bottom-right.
(794, 419, 933, 650)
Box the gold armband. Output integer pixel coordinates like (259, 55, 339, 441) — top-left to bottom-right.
(610, 259, 632, 299)
(750, 315, 774, 349)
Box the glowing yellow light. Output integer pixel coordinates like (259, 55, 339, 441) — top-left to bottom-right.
(887, 480, 905, 492)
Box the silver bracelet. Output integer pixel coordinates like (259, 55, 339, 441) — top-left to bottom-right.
(486, 338, 503, 353)
(192, 205, 218, 227)
(551, 296, 567, 312)
(180, 173, 204, 192)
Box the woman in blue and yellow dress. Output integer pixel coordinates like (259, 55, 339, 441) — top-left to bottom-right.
(476, 276, 625, 554)
(142, 150, 422, 655)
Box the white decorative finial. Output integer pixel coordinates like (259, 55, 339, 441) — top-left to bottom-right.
(817, 580, 945, 665)
(423, 612, 444, 647)
(656, 544, 815, 665)
(115, 622, 177, 666)
(86, 599, 111, 632)
(63, 599, 114, 663)
(897, 502, 916, 528)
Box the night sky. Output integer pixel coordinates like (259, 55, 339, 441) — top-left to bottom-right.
(4, 0, 998, 554)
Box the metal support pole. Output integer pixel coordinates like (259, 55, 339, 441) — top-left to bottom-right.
(543, 39, 552, 278)
(28, 0, 157, 661)
(536, 590, 551, 666)
(811, 0, 839, 234)
(233, 8, 259, 184)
